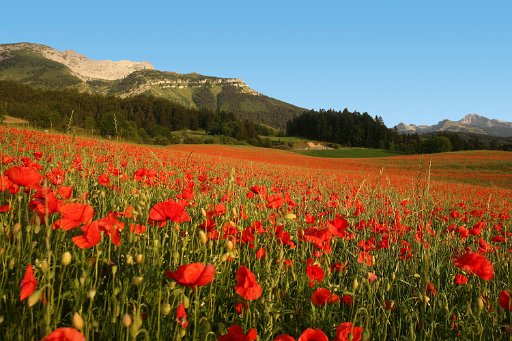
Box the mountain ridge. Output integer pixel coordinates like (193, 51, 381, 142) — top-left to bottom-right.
(395, 114, 512, 137)
(0, 42, 304, 129)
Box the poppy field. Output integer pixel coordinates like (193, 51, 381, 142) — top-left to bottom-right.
(0, 126, 511, 340)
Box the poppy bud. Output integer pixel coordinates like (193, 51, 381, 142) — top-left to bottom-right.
(285, 213, 296, 220)
(61, 252, 72, 266)
(72, 312, 84, 330)
(28, 289, 42, 307)
(88, 289, 96, 300)
(183, 296, 190, 309)
(132, 276, 143, 285)
(477, 297, 484, 311)
(161, 303, 171, 316)
(40, 260, 49, 272)
(126, 255, 134, 265)
(13, 223, 21, 236)
(221, 252, 230, 262)
(226, 240, 234, 251)
(201, 208, 207, 217)
(352, 278, 359, 290)
(122, 314, 132, 327)
(136, 254, 144, 264)
(198, 230, 208, 245)
(9, 258, 15, 269)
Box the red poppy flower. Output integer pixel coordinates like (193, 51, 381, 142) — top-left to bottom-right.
(166, 263, 215, 288)
(98, 174, 110, 186)
(333, 322, 365, 341)
(41, 327, 85, 341)
(266, 194, 284, 209)
(311, 288, 339, 306)
(357, 251, 373, 266)
(53, 203, 94, 231)
(218, 324, 257, 341)
(453, 274, 468, 285)
(499, 290, 512, 311)
(327, 216, 349, 238)
(98, 212, 124, 246)
(306, 258, 324, 287)
(130, 223, 147, 235)
(58, 186, 73, 199)
(149, 200, 190, 226)
(176, 303, 188, 328)
(453, 250, 494, 281)
(72, 221, 101, 249)
(256, 247, 266, 260)
(0, 175, 13, 191)
(341, 294, 353, 306)
(274, 335, 296, 341)
(235, 266, 263, 300)
(20, 264, 37, 301)
(5, 166, 42, 187)
(297, 328, 328, 341)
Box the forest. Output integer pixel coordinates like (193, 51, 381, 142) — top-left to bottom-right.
(286, 109, 512, 153)
(1, 80, 511, 152)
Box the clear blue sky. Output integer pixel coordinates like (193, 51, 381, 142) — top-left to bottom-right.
(2, 0, 511, 127)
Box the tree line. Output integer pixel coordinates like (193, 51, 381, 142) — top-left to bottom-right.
(286, 109, 512, 153)
(0, 81, 262, 145)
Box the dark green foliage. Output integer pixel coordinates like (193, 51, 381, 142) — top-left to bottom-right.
(0, 81, 261, 145)
(420, 136, 453, 153)
(287, 109, 397, 149)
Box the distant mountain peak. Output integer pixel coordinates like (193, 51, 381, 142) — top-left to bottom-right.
(0, 42, 154, 81)
(395, 114, 512, 137)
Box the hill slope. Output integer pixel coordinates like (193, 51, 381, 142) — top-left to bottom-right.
(0, 42, 304, 128)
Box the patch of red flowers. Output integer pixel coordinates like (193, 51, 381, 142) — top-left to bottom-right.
(453, 249, 494, 281)
(166, 263, 215, 288)
(499, 290, 512, 311)
(20, 264, 37, 301)
(148, 200, 190, 226)
(235, 266, 263, 300)
(41, 327, 85, 341)
(218, 324, 257, 341)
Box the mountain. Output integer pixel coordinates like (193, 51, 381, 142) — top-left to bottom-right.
(0, 42, 303, 129)
(395, 114, 512, 137)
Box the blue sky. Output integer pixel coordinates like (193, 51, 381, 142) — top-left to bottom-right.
(1, 0, 511, 127)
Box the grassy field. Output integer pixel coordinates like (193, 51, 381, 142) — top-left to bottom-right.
(297, 148, 403, 158)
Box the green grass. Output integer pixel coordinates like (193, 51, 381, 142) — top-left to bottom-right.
(297, 148, 403, 158)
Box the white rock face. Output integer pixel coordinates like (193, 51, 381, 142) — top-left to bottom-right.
(42, 48, 154, 81)
(0, 42, 154, 81)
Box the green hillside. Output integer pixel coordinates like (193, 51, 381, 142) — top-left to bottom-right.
(0, 43, 304, 129)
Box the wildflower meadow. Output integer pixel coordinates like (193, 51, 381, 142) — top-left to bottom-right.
(0, 126, 511, 340)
